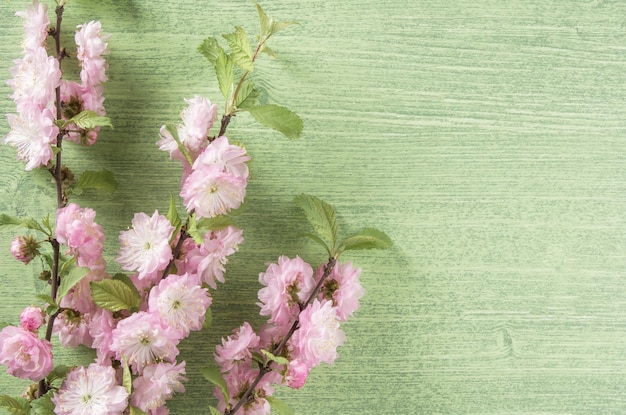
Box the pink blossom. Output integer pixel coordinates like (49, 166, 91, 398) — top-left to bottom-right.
(0, 325, 53, 381)
(110, 311, 179, 374)
(10, 235, 39, 264)
(214, 322, 260, 372)
(290, 299, 346, 367)
(258, 256, 316, 326)
(56, 203, 105, 262)
(75, 21, 109, 86)
(193, 135, 250, 179)
(4, 107, 58, 171)
(52, 363, 128, 415)
(53, 312, 93, 348)
(62, 256, 109, 314)
(8, 46, 60, 111)
(285, 359, 309, 389)
(88, 309, 117, 365)
(16, 0, 50, 50)
(180, 164, 247, 219)
(148, 273, 212, 339)
(216, 365, 273, 415)
(131, 362, 186, 412)
(61, 81, 106, 145)
(19, 306, 45, 332)
(318, 261, 365, 321)
(116, 211, 174, 280)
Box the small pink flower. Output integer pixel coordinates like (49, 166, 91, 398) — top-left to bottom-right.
(258, 256, 316, 327)
(216, 365, 273, 415)
(193, 135, 250, 179)
(53, 312, 93, 348)
(214, 322, 260, 372)
(318, 261, 365, 321)
(285, 359, 310, 389)
(19, 306, 45, 332)
(0, 325, 53, 381)
(10, 235, 40, 264)
(16, 0, 50, 50)
(290, 299, 346, 367)
(7, 46, 60, 111)
(88, 308, 117, 365)
(4, 107, 58, 171)
(75, 21, 109, 86)
(56, 203, 105, 262)
(131, 362, 187, 412)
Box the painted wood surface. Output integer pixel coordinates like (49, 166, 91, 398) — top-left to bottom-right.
(1, 1, 626, 413)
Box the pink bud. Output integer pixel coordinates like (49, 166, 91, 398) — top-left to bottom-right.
(286, 359, 310, 389)
(10, 235, 40, 265)
(20, 306, 45, 332)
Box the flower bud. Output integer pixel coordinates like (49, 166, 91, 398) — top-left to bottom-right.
(20, 306, 45, 332)
(10, 235, 40, 264)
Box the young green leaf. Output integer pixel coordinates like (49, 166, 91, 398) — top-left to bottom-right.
(69, 110, 113, 129)
(260, 44, 277, 58)
(122, 357, 132, 395)
(57, 266, 91, 300)
(90, 279, 142, 312)
(223, 26, 253, 71)
(269, 20, 299, 37)
(73, 169, 118, 195)
(46, 365, 70, 384)
(209, 407, 221, 415)
(166, 194, 182, 230)
(0, 214, 47, 234)
(0, 214, 22, 228)
(260, 349, 289, 366)
(299, 232, 331, 256)
(256, 2, 271, 35)
(246, 104, 303, 139)
(30, 392, 55, 415)
(203, 307, 213, 330)
(164, 124, 194, 166)
(216, 49, 234, 99)
(0, 395, 30, 415)
(186, 214, 205, 245)
(338, 228, 393, 254)
(198, 37, 222, 65)
(195, 215, 236, 233)
(36, 294, 56, 307)
(234, 81, 260, 110)
(199, 367, 229, 404)
(294, 194, 338, 250)
(112, 273, 139, 293)
(130, 407, 148, 415)
(265, 396, 294, 415)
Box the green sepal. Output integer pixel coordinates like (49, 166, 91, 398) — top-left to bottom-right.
(294, 194, 338, 252)
(68, 110, 113, 129)
(260, 349, 289, 366)
(199, 366, 229, 404)
(246, 104, 303, 139)
(265, 396, 294, 415)
(216, 49, 234, 100)
(90, 279, 142, 313)
(30, 391, 55, 415)
(57, 266, 91, 301)
(198, 37, 222, 65)
(234, 81, 260, 110)
(72, 169, 118, 195)
(338, 227, 393, 255)
(223, 26, 254, 71)
(0, 395, 30, 415)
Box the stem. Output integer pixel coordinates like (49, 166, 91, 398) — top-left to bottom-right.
(37, 4, 65, 398)
(160, 228, 190, 280)
(224, 257, 337, 415)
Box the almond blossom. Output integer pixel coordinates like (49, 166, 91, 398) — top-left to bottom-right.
(0, 325, 53, 381)
(4, 107, 58, 171)
(131, 362, 187, 412)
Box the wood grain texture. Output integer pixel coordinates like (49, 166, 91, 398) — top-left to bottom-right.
(1, 0, 626, 413)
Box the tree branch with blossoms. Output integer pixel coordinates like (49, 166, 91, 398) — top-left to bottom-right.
(0, 2, 391, 415)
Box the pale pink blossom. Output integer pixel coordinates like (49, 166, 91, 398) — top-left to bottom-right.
(180, 164, 247, 219)
(88, 309, 117, 365)
(75, 21, 109, 86)
(148, 273, 211, 338)
(116, 211, 174, 280)
(258, 256, 316, 326)
(53, 312, 93, 348)
(52, 363, 128, 415)
(131, 362, 186, 412)
(19, 306, 45, 332)
(56, 203, 105, 262)
(285, 359, 309, 389)
(214, 322, 260, 372)
(7, 46, 60, 111)
(60, 81, 106, 145)
(16, 0, 50, 50)
(110, 311, 179, 374)
(193, 135, 250, 179)
(290, 299, 345, 367)
(0, 325, 53, 381)
(4, 107, 58, 170)
(10, 235, 39, 264)
(216, 365, 273, 415)
(318, 261, 365, 321)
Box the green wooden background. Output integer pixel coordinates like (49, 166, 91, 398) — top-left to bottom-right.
(1, 0, 626, 414)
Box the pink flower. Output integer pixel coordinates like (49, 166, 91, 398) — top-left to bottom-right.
(4, 107, 58, 171)
(180, 164, 246, 218)
(148, 273, 212, 339)
(318, 261, 365, 321)
(88, 309, 117, 365)
(56, 203, 105, 262)
(110, 311, 179, 374)
(116, 211, 174, 280)
(61, 256, 109, 315)
(61, 81, 106, 145)
(216, 365, 273, 415)
(290, 299, 346, 367)
(214, 322, 260, 372)
(131, 362, 186, 412)
(258, 256, 316, 326)
(16, 0, 50, 50)
(0, 325, 53, 381)
(52, 363, 128, 415)
(75, 21, 109, 86)
(53, 312, 93, 348)
(10, 235, 40, 264)
(285, 359, 310, 389)
(193, 135, 250, 179)
(7, 46, 60, 111)
(19, 306, 45, 332)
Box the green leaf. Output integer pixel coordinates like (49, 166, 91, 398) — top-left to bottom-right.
(209, 407, 221, 415)
(167, 195, 182, 230)
(260, 44, 277, 58)
(246, 104, 303, 139)
(90, 279, 141, 312)
(36, 294, 56, 306)
(256, 2, 271, 35)
(42, 214, 52, 234)
(198, 37, 221, 65)
(199, 367, 229, 404)
(0, 214, 22, 228)
(46, 365, 70, 384)
(338, 228, 393, 254)
(112, 273, 139, 295)
(299, 232, 331, 256)
(129, 407, 148, 415)
(0, 395, 30, 415)
(260, 349, 289, 366)
(73, 169, 118, 195)
(30, 392, 55, 415)
(234, 81, 260, 110)
(195, 215, 235, 233)
(20, 217, 47, 234)
(122, 356, 132, 395)
(269, 21, 299, 37)
(69, 110, 113, 129)
(187, 214, 204, 245)
(164, 124, 194, 166)
(58, 266, 90, 300)
(216, 49, 234, 99)
(266, 396, 294, 415)
(293, 194, 338, 250)
(0, 214, 47, 234)
(202, 307, 212, 330)
(223, 26, 253, 71)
